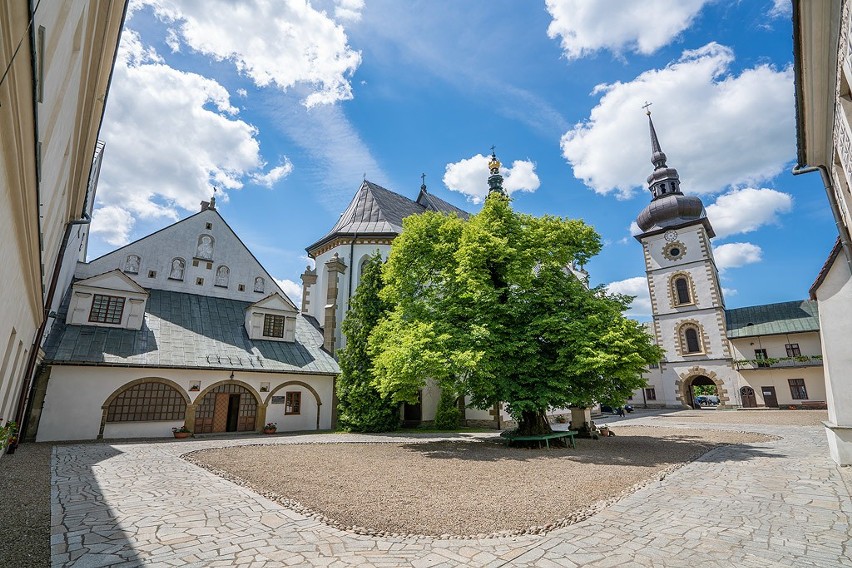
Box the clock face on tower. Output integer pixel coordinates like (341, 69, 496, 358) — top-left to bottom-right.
(664, 230, 678, 242)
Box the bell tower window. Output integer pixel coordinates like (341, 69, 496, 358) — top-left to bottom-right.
(674, 277, 691, 305)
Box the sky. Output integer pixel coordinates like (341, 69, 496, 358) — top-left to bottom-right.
(87, 0, 838, 319)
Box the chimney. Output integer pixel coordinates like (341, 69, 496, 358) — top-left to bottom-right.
(200, 200, 210, 212)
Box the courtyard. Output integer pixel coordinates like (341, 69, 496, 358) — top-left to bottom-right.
(2, 409, 851, 567)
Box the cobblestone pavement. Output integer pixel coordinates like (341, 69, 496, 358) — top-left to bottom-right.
(52, 414, 852, 567)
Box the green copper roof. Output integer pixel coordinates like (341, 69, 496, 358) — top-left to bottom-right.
(726, 300, 819, 339)
(44, 289, 339, 375)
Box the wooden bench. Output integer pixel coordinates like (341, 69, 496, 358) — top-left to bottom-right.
(501, 430, 577, 449)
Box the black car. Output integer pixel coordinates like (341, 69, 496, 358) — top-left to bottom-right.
(600, 404, 634, 414)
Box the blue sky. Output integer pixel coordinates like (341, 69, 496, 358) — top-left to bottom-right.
(88, 0, 837, 318)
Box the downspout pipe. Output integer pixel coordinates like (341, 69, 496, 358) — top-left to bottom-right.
(347, 233, 359, 305)
(791, 164, 852, 273)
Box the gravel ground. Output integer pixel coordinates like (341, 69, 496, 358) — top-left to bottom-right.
(190, 426, 769, 536)
(0, 443, 52, 568)
(652, 409, 828, 427)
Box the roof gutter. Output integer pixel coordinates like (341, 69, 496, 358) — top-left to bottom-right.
(791, 165, 852, 274)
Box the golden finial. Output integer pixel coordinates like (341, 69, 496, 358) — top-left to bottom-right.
(488, 145, 501, 174)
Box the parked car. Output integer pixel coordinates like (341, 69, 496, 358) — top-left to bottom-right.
(694, 395, 720, 407)
(599, 404, 634, 414)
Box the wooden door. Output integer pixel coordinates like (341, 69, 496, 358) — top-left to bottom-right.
(212, 393, 231, 432)
(741, 387, 757, 408)
(761, 386, 778, 408)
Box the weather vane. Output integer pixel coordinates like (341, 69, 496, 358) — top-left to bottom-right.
(642, 101, 653, 115)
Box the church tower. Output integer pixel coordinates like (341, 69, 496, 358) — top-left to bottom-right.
(635, 111, 737, 408)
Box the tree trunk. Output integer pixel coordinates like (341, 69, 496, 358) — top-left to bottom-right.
(516, 410, 553, 436)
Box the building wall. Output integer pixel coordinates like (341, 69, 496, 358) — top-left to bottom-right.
(0, 1, 125, 426)
(729, 331, 822, 362)
(37, 366, 335, 442)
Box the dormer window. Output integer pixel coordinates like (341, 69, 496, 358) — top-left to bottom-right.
(89, 294, 125, 324)
(262, 314, 286, 338)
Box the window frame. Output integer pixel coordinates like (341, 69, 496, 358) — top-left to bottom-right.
(285, 391, 301, 415)
(644, 387, 657, 401)
(788, 378, 808, 400)
(673, 276, 691, 305)
(684, 327, 701, 354)
(785, 343, 801, 357)
(88, 294, 125, 325)
(754, 348, 769, 368)
(106, 382, 187, 422)
(262, 314, 286, 338)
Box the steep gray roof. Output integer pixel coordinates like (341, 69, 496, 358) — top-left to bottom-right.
(44, 289, 339, 375)
(306, 180, 468, 252)
(726, 300, 819, 339)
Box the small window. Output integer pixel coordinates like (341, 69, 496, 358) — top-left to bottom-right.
(285, 391, 301, 415)
(645, 387, 656, 401)
(238, 284, 245, 292)
(192, 259, 199, 267)
(684, 327, 701, 354)
(649, 362, 659, 369)
(205, 222, 212, 230)
(755, 348, 769, 367)
(148, 270, 157, 278)
(674, 277, 691, 305)
(785, 343, 801, 357)
(196, 277, 204, 285)
(263, 314, 285, 338)
(89, 294, 125, 324)
(788, 378, 808, 400)
(627, 395, 633, 401)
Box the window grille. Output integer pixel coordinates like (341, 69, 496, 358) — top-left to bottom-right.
(106, 382, 186, 422)
(263, 314, 285, 338)
(89, 294, 125, 324)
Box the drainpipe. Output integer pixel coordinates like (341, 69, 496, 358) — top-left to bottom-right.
(791, 164, 852, 273)
(347, 233, 359, 306)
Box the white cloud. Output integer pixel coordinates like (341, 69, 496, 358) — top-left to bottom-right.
(275, 278, 302, 307)
(142, 0, 361, 107)
(334, 0, 364, 22)
(561, 43, 794, 198)
(629, 221, 642, 236)
(236, 88, 248, 98)
(545, 0, 709, 59)
(90, 206, 135, 246)
(713, 242, 763, 272)
(443, 154, 540, 204)
(705, 187, 793, 238)
(607, 276, 652, 316)
(768, 0, 791, 18)
(251, 158, 294, 188)
(94, 29, 271, 244)
(722, 287, 738, 297)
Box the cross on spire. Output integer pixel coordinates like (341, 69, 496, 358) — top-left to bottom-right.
(420, 172, 427, 193)
(642, 101, 653, 115)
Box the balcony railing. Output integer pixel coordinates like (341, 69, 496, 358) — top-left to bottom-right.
(733, 355, 823, 371)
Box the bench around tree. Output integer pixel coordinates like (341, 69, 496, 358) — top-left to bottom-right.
(501, 430, 578, 449)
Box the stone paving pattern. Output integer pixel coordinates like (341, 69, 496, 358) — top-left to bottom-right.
(51, 414, 852, 567)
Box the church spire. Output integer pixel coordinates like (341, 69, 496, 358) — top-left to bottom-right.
(647, 109, 668, 170)
(487, 147, 506, 196)
(644, 108, 682, 200)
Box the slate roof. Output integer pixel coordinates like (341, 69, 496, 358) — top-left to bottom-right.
(725, 299, 820, 339)
(306, 180, 468, 252)
(44, 289, 339, 375)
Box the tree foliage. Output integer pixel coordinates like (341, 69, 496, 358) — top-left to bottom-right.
(336, 252, 400, 432)
(369, 193, 662, 435)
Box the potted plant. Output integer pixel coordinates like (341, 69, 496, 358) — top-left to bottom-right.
(172, 425, 192, 439)
(263, 422, 277, 435)
(599, 425, 611, 437)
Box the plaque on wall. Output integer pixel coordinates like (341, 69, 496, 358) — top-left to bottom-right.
(271, 396, 286, 404)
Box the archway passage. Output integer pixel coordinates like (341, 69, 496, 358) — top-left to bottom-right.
(685, 375, 715, 409)
(741, 386, 757, 408)
(195, 383, 258, 433)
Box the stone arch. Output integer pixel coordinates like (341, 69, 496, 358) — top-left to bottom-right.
(265, 380, 323, 430)
(668, 271, 697, 307)
(98, 377, 190, 439)
(192, 380, 264, 433)
(674, 367, 730, 409)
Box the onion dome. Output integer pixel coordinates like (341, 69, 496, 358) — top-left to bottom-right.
(487, 148, 506, 196)
(635, 111, 712, 236)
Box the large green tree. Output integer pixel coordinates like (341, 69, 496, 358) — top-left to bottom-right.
(369, 193, 662, 436)
(336, 252, 400, 432)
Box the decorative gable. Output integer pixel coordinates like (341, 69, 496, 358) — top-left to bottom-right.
(244, 293, 298, 342)
(66, 270, 149, 330)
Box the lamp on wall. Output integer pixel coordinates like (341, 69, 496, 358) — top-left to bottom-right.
(229, 371, 234, 379)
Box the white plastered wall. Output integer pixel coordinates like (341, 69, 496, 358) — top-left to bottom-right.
(37, 366, 335, 442)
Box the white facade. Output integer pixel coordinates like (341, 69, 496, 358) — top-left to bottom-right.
(0, 1, 125, 431)
(38, 366, 333, 442)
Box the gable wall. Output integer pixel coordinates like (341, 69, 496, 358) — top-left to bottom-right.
(77, 210, 285, 303)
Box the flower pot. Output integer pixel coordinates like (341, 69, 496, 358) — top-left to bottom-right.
(173, 432, 191, 439)
(263, 429, 277, 435)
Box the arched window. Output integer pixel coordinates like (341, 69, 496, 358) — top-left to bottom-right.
(674, 277, 691, 305)
(684, 327, 701, 354)
(106, 381, 187, 422)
